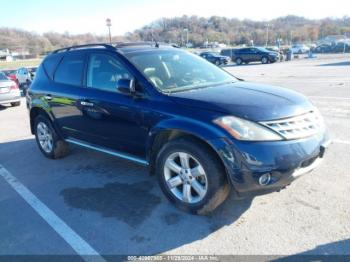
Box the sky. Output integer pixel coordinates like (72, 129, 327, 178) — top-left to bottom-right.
(0, 0, 349, 35)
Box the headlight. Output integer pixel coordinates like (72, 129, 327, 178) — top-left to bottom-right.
(214, 116, 283, 141)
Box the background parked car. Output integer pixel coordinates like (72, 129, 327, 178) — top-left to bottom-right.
(221, 47, 279, 65)
(0, 71, 21, 107)
(313, 44, 333, 53)
(333, 42, 350, 53)
(16, 67, 32, 87)
(28, 66, 38, 80)
(2, 69, 18, 85)
(290, 44, 310, 54)
(2, 67, 32, 89)
(199, 52, 230, 65)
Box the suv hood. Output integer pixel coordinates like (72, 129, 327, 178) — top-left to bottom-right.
(169, 81, 314, 121)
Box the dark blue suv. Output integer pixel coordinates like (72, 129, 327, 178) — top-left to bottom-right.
(27, 43, 330, 214)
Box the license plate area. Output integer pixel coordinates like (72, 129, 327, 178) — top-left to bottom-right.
(0, 87, 10, 93)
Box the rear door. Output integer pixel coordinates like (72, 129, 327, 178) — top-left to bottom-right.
(247, 48, 259, 62)
(48, 52, 90, 141)
(238, 48, 249, 61)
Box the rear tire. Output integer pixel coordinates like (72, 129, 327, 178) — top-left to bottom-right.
(11, 101, 20, 107)
(156, 137, 230, 215)
(235, 58, 243, 65)
(34, 115, 69, 159)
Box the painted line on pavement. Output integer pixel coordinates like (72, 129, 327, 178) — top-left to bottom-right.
(0, 164, 105, 262)
(309, 96, 350, 100)
(333, 139, 350, 145)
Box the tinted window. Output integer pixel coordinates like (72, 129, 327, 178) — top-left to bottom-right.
(44, 54, 63, 80)
(54, 53, 85, 86)
(87, 53, 132, 92)
(220, 50, 230, 56)
(239, 48, 249, 53)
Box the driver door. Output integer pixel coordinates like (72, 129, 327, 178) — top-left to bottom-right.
(79, 52, 148, 157)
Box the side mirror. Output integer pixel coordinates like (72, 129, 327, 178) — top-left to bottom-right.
(117, 78, 136, 94)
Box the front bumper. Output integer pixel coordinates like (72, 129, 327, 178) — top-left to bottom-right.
(209, 130, 330, 197)
(269, 55, 279, 62)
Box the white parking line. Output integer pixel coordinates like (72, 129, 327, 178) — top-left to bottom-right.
(333, 139, 350, 145)
(0, 165, 105, 262)
(309, 96, 350, 100)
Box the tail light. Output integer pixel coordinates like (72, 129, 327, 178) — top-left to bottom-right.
(9, 74, 17, 80)
(10, 83, 19, 90)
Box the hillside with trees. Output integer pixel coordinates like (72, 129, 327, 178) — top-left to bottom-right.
(1, 15, 350, 55)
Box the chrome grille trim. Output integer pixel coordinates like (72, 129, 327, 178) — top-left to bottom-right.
(260, 111, 323, 140)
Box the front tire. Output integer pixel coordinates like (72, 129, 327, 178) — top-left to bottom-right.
(34, 115, 69, 159)
(261, 56, 269, 64)
(156, 138, 230, 214)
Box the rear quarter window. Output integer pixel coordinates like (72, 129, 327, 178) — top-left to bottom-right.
(43, 54, 62, 80)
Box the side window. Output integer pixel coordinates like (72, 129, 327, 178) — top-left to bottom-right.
(54, 53, 85, 86)
(43, 54, 62, 80)
(87, 53, 132, 92)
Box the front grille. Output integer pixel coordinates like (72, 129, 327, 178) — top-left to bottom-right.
(260, 111, 323, 140)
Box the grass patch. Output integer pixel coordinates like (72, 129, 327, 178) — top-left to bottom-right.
(0, 59, 42, 70)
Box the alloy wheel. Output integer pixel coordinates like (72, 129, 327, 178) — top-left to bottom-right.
(37, 122, 53, 153)
(163, 152, 208, 204)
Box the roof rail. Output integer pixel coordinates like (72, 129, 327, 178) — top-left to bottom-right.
(114, 42, 156, 48)
(51, 43, 116, 54)
(114, 41, 179, 48)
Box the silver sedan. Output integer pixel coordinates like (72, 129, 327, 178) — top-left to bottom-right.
(0, 71, 21, 107)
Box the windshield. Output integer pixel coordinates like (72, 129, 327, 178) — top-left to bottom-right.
(0, 72, 8, 81)
(256, 47, 270, 52)
(126, 49, 236, 93)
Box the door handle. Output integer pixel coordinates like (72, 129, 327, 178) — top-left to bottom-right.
(44, 94, 52, 100)
(80, 101, 94, 107)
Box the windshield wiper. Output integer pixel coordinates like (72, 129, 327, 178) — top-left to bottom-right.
(165, 80, 235, 94)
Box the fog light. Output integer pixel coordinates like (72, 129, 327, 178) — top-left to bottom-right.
(259, 173, 271, 186)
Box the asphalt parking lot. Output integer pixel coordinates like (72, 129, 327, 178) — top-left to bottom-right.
(1, 54, 350, 258)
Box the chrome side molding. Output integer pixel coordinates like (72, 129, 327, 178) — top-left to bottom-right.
(65, 138, 149, 166)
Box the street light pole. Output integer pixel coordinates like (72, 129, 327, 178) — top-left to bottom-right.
(184, 28, 189, 47)
(106, 18, 112, 44)
(265, 23, 269, 47)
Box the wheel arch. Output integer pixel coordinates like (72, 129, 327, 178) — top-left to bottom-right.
(30, 107, 51, 134)
(146, 119, 228, 180)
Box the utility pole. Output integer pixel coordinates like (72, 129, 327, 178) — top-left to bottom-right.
(265, 24, 269, 47)
(106, 18, 112, 44)
(184, 28, 189, 47)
